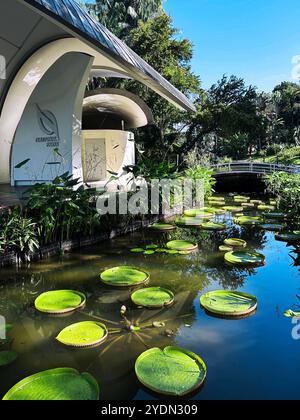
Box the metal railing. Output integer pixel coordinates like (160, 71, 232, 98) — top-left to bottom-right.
(212, 161, 300, 175)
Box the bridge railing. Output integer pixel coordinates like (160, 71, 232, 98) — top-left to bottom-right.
(212, 161, 299, 175)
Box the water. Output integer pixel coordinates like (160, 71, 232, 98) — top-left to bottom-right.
(0, 196, 300, 400)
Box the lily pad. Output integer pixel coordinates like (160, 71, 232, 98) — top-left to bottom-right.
(135, 347, 207, 396)
(56, 321, 108, 348)
(241, 203, 255, 208)
(219, 245, 233, 252)
(2, 368, 99, 400)
(176, 217, 203, 227)
(223, 206, 244, 213)
(234, 216, 263, 226)
(144, 250, 156, 255)
(275, 231, 300, 243)
(166, 240, 198, 251)
(100, 266, 149, 287)
(150, 223, 176, 231)
(0, 351, 18, 367)
(260, 223, 284, 232)
(200, 290, 257, 317)
(224, 238, 247, 248)
(250, 200, 263, 205)
(35, 290, 86, 314)
(234, 195, 250, 201)
(184, 209, 214, 219)
(263, 212, 288, 220)
(201, 222, 227, 231)
(225, 251, 265, 266)
(131, 287, 174, 309)
(130, 248, 145, 253)
(257, 205, 275, 211)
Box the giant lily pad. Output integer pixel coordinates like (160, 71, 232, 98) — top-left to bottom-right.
(260, 223, 284, 232)
(275, 231, 300, 243)
(250, 199, 263, 205)
(0, 351, 18, 367)
(150, 223, 176, 232)
(2, 368, 99, 400)
(166, 240, 198, 251)
(234, 216, 263, 226)
(135, 347, 207, 396)
(184, 209, 214, 219)
(176, 217, 203, 227)
(131, 287, 174, 309)
(100, 266, 149, 287)
(225, 251, 265, 266)
(200, 290, 257, 317)
(200, 222, 227, 231)
(257, 205, 275, 211)
(263, 212, 288, 220)
(223, 206, 244, 213)
(35, 290, 86, 314)
(219, 245, 233, 252)
(56, 321, 108, 348)
(234, 195, 250, 201)
(241, 203, 255, 208)
(224, 238, 247, 248)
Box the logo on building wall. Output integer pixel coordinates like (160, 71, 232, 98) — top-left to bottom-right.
(36, 104, 60, 148)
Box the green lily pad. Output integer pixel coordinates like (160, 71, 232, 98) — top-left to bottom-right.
(225, 251, 265, 266)
(223, 206, 244, 213)
(263, 212, 288, 220)
(2, 368, 99, 400)
(184, 209, 214, 219)
(56, 321, 108, 348)
(35, 290, 86, 314)
(250, 199, 263, 205)
(219, 245, 233, 252)
(144, 250, 156, 255)
(130, 248, 145, 253)
(234, 195, 250, 201)
(241, 203, 255, 208)
(275, 231, 300, 243)
(257, 205, 275, 211)
(200, 222, 226, 231)
(0, 351, 18, 367)
(205, 207, 226, 215)
(166, 240, 198, 251)
(260, 223, 284, 232)
(224, 238, 247, 248)
(135, 347, 207, 396)
(200, 290, 257, 317)
(234, 216, 263, 226)
(176, 217, 203, 227)
(284, 309, 300, 318)
(166, 249, 180, 255)
(131, 287, 174, 309)
(145, 245, 159, 250)
(100, 266, 149, 287)
(150, 223, 176, 231)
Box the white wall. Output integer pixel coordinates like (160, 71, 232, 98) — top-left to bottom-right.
(82, 129, 135, 190)
(11, 52, 93, 185)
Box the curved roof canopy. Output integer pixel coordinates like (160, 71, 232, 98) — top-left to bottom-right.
(83, 89, 153, 130)
(21, 0, 196, 112)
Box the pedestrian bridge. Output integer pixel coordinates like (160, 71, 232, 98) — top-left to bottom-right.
(212, 161, 300, 176)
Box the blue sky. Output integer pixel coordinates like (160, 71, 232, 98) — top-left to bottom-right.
(164, 0, 300, 91)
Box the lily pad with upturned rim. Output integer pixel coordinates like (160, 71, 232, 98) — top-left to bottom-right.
(224, 251, 265, 266)
(131, 287, 174, 309)
(200, 222, 227, 231)
(0, 351, 18, 367)
(100, 266, 149, 288)
(275, 231, 300, 243)
(176, 217, 203, 227)
(234, 216, 263, 226)
(2, 368, 99, 400)
(257, 205, 275, 211)
(149, 223, 176, 232)
(200, 290, 257, 317)
(224, 238, 247, 248)
(135, 347, 207, 396)
(223, 206, 244, 213)
(34, 290, 86, 314)
(219, 245, 233, 252)
(166, 240, 198, 251)
(56, 321, 108, 348)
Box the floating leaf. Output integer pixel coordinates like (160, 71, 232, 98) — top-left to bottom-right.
(200, 222, 226, 231)
(56, 321, 108, 348)
(2, 368, 99, 400)
(0, 351, 18, 367)
(225, 251, 265, 266)
(135, 347, 206, 396)
(35, 290, 86, 314)
(149, 223, 176, 231)
(234, 216, 263, 226)
(224, 238, 247, 248)
(100, 266, 149, 288)
(200, 290, 258, 317)
(166, 240, 198, 251)
(131, 287, 174, 309)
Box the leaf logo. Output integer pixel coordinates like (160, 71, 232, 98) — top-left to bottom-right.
(36, 104, 59, 139)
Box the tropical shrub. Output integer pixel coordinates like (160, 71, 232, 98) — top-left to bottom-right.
(184, 166, 216, 199)
(267, 172, 300, 219)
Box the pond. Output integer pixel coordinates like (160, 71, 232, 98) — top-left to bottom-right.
(0, 194, 299, 400)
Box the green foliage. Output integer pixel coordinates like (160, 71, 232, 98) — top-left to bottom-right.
(267, 172, 300, 219)
(25, 172, 100, 245)
(184, 166, 216, 199)
(220, 133, 250, 160)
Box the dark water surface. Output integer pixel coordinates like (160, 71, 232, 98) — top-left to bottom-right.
(0, 197, 300, 400)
